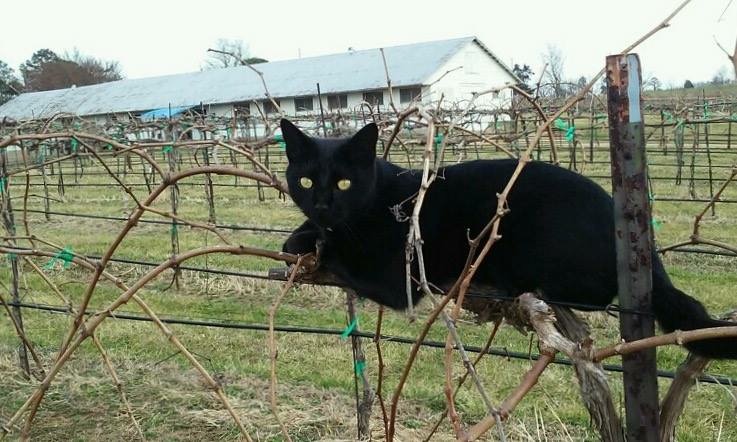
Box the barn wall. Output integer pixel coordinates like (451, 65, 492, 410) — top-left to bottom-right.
(209, 104, 233, 117)
(426, 40, 516, 108)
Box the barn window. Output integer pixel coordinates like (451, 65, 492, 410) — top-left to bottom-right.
(263, 99, 280, 114)
(363, 91, 384, 106)
(399, 87, 421, 103)
(328, 94, 348, 110)
(294, 96, 314, 111)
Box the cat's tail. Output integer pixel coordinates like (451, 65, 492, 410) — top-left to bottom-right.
(652, 272, 737, 359)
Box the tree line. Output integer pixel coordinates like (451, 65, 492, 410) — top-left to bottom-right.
(0, 39, 267, 106)
(0, 49, 123, 105)
(512, 44, 736, 100)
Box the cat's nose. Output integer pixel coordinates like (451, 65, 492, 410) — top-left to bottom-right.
(315, 203, 329, 212)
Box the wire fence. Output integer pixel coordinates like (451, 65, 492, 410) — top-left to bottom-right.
(8, 300, 737, 387)
(1, 83, 736, 440)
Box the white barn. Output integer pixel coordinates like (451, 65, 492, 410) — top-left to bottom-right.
(0, 37, 519, 124)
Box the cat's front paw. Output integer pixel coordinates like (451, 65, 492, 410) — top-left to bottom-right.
(282, 230, 319, 256)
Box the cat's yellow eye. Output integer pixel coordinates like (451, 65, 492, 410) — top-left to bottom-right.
(337, 179, 351, 191)
(299, 177, 313, 189)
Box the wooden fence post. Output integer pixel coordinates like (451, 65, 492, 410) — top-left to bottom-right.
(344, 290, 374, 440)
(167, 120, 181, 290)
(1, 146, 31, 378)
(39, 143, 51, 221)
(606, 53, 660, 441)
(202, 138, 217, 224)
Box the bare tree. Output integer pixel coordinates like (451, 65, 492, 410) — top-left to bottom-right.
(64, 49, 123, 84)
(643, 74, 662, 91)
(713, 0, 736, 80)
(541, 45, 567, 98)
(714, 35, 737, 80)
(20, 48, 123, 92)
(203, 39, 267, 69)
(711, 66, 730, 85)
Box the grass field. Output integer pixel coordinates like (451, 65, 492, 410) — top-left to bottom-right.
(1, 140, 736, 441)
(643, 83, 737, 101)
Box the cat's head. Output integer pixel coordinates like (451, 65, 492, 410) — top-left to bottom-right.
(281, 118, 378, 228)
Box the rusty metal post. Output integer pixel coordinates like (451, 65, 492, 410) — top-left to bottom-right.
(606, 53, 659, 441)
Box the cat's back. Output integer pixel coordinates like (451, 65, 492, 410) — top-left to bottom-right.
(432, 158, 611, 206)
(420, 159, 618, 303)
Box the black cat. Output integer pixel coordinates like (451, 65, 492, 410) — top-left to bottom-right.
(280, 118, 736, 359)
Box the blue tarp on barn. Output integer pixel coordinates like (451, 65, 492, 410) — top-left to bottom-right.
(139, 106, 191, 121)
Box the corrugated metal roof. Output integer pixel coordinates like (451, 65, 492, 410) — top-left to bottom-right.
(0, 37, 516, 120)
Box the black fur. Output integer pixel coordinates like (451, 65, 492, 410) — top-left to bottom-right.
(280, 119, 737, 360)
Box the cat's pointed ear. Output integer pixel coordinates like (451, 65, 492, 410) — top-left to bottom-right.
(341, 123, 378, 165)
(281, 118, 313, 163)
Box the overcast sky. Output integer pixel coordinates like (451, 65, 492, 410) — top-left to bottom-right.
(1, 0, 735, 88)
